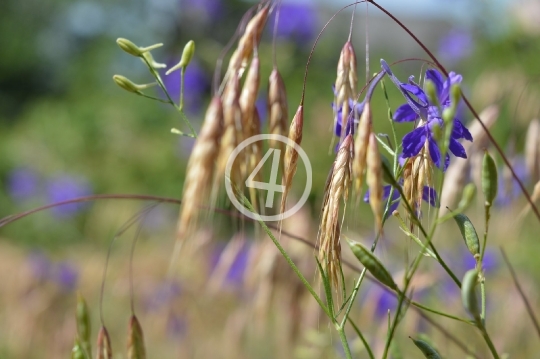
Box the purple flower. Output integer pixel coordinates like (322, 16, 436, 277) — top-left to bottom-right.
(438, 28, 474, 64)
(27, 251, 52, 282)
(146, 281, 182, 312)
(46, 175, 92, 218)
(331, 91, 365, 139)
(7, 168, 39, 201)
(364, 183, 437, 217)
(163, 60, 210, 115)
(381, 60, 472, 170)
(270, 2, 320, 45)
(54, 262, 79, 291)
(375, 289, 398, 318)
(210, 241, 251, 287)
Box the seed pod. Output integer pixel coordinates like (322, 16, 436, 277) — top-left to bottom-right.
(346, 238, 397, 290)
(76, 293, 92, 358)
(457, 183, 476, 211)
(481, 151, 498, 208)
(127, 315, 146, 359)
(96, 326, 113, 359)
(352, 102, 372, 195)
(367, 132, 383, 232)
(280, 105, 303, 215)
(112, 75, 157, 94)
(411, 337, 442, 359)
(453, 213, 480, 257)
(461, 269, 481, 321)
(116, 38, 163, 57)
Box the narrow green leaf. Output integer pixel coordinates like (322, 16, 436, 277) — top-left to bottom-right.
(346, 239, 397, 290)
(453, 213, 480, 257)
(410, 337, 442, 359)
(482, 151, 498, 207)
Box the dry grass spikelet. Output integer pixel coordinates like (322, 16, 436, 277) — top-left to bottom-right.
(366, 132, 383, 232)
(334, 41, 358, 139)
(96, 326, 113, 359)
(318, 134, 353, 289)
(127, 315, 146, 359)
(267, 68, 288, 173)
(227, 4, 269, 77)
(215, 75, 243, 194)
(280, 105, 304, 215)
(525, 118, 540, 183)
(177, 96, 223, 243)
(352, 101, 372, 196)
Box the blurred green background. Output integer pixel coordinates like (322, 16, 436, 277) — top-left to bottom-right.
(1, 0, 540, 358)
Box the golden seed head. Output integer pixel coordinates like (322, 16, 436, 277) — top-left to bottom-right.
(352, 102, 372, 195)
(367, 132, 383, 232)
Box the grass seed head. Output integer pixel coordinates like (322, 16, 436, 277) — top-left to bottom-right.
(127, 315, 146, 359)
(367, 132, 383, 232)
(177, 96, 223, 243)
(240, 55, 260, 141)
(280, 105, 304, 215)
(268, 69, 288, 172)
(352, 101, 372, 196)
(525, 118, 540, 183)
(96, 326, 113, 359)
(334, 41, 358, 139)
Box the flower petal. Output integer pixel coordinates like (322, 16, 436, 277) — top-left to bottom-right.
(422, 186, 438, 207)
(449, 138, 467, 158)
(425, 69, 444, 98)
(394, 103, 418, 122)
(428, 136, 442, 168)
(402, 127, 427, 158)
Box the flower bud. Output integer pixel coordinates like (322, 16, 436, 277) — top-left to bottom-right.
(116, 38, 163, 57)
(425, 80, 439, 109)
(166, 40, 195, 75)
(112, 75, 157, 94)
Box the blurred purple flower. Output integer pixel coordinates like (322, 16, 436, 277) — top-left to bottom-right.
(271, 2, 319, 45)
(364, 183, 437, 218)
(167, 313, 187, 338)
(7, 168, 40, 201)
(496, 157, 528, 207)
(180, 0, 222, 23)
(146, 281, 182, 312)
(54, 262, 79, 291)
(374, 289, 398, 318)
(163, 60, 210, 115)
(462, 247, 499, 274)
(210, 241, 251, 287)
(438, 28, 474, 64)
(46, 175, 92, 218)
(27, 251, 52, 282)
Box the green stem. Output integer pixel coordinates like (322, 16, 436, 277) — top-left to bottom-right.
(409, 299, 475, 325)
(337, 325, 353, 359)
(348, 318, 375, 359)
(179, 68, 185, 111)
(479, 323, 500, 359)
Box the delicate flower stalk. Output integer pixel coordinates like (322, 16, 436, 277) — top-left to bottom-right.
(334, 41, 358, 139)
(140, 52, 166, 70)
(227, 5, 269, 78)
(267, 68, 289, 173)
(367, 132, 383, 232)
(96, 326, 113, 359)
(352, 101, 372, 196)
(280, 105, 304, 215)
(318, 134, 353, 288)
(127, 315, 146, 359)
(177, 96, 223, 243)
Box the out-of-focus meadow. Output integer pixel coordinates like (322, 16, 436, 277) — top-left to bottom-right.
(1, 0, 540, 358)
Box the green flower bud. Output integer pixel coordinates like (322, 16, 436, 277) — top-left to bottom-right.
(461, 269, 481, 321)
(453, 213, 480, 257)
(71, 338, 86, 359)
(112, 75, 157, 94)
(482, 151, 498, 208)
(425, 80, 440, 109)
(442, 84, 461, 125)
(346, 238, 397, 290)
(116, 38, 163, 57)
(166, 40, 195, 75)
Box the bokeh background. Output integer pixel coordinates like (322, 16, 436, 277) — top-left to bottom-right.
(1, 0, 540, 358)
